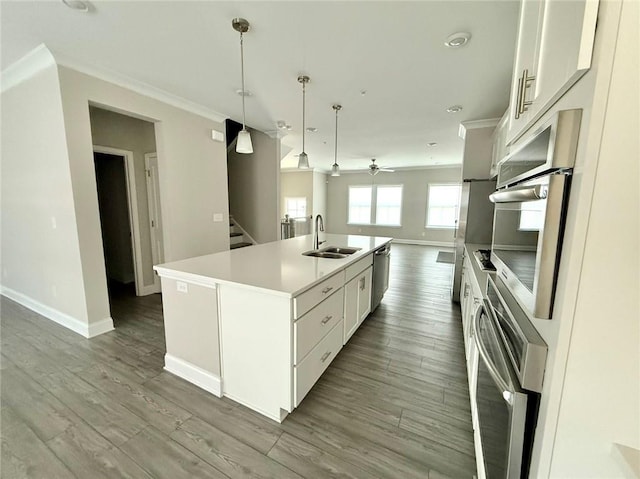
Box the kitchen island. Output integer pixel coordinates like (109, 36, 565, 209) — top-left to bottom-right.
(154, 234, 392, 422)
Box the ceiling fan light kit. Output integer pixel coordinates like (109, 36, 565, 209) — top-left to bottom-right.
(297, 75, 310, 169)
(233, 17, 253, 154)
(368, 158, 394, 176)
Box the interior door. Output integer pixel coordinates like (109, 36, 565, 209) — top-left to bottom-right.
(145, 153, 163, 292)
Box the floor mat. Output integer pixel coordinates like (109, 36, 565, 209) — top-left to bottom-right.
(436, 251, 455, 264)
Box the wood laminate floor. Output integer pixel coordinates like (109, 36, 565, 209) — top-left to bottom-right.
(0, 244, 475, 478)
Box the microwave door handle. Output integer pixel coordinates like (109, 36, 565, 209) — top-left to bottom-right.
(489, 185, 547, 203)
(473, 306, 513, 403)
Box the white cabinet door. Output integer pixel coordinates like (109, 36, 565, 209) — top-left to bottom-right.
(344, 275, 359, 343)
(357, 267, 373, 325)
(344, 266, 373, 343)
(507, 0, 546, 144)
(534, 0, 599, 114)
(507, 0, 598, 144)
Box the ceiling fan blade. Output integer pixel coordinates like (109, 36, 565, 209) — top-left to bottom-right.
(379, 168, 395, 172)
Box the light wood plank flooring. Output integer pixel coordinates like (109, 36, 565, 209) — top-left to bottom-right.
(0, 244, 475, 478)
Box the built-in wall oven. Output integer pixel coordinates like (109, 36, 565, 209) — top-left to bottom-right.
(473, 275, 547, 478)
(490, 109, 582, 319)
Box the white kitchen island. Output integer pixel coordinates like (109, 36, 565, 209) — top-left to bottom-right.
(154, 234, 392, 422)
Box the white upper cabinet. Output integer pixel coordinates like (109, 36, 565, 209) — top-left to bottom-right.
(507, 0, 599, 144)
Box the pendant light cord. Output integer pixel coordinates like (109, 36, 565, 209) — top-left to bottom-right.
(240, 32, 246, 130)
(334, 107, 339, 166)
(302, 81, 306, 152)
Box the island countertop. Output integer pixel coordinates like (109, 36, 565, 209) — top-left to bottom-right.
(154, 234, 392, 297)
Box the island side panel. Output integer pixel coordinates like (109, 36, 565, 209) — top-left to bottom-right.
(218, 284, 292, 422)
(160, 277, 221, 396)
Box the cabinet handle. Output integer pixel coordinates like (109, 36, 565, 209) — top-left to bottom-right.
(517, 68, 536, 117)
(322, 287, 333, 294)
(515, 75, 524, 120)
(320, 351, 331, 362)
(321, 315, 332, 325)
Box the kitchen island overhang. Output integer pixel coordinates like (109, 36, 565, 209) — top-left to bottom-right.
(154, 234, 392, 422)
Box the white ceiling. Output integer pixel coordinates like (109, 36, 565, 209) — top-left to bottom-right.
(1, 1, 519, 172)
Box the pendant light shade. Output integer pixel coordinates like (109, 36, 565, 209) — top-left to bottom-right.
(331, 104, 342, 176)
(298, 75, 310, 169)
(236, 129, 253, 154)
(233, 18, 253, 154)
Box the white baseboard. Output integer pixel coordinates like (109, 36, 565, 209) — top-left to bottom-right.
(140, 284, 160, 296)
(392, 238, 455, 248)
(0, 285, 113, 338)
(164, 353, 222, 397)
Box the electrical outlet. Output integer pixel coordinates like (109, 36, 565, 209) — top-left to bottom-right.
(421, 231, 426, 237)
(176, 281, 188, 293)
(51, 216, 57, 229)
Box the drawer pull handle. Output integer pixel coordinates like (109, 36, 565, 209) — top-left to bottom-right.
(322, 287, 333, 294)
(321, 315, 333, 325)
(320, 351, 331, 362)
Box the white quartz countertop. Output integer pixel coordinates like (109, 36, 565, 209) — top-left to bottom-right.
(154, 234, 392, 297)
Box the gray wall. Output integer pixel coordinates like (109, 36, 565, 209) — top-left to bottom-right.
(280, 170, 313, 220)
(1, 62, 89, 323)
(89, 107, 157, 287)
(312, 171, 328, 220)
(326, 167, 461, 244)
(228, 129, 280, 244)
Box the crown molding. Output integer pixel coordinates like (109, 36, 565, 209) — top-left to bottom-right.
(458, 117, 501, 139)
(337, 164, 462, 175)
(1, 44, 56, 93)
(51, 49, 229, 124)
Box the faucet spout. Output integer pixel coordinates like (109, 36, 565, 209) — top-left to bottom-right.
(314, 214, 325, 250)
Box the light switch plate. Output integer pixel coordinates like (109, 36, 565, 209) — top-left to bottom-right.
(213, 213, 224, 222)
(176, 281, 188, 293)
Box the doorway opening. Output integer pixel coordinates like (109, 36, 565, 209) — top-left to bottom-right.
(89, 106, 162, 326)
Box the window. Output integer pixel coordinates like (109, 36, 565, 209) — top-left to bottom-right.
(426, 184, 461, 228)
(348, 186, 372, 224)
(285, 197, 307, 218)
(375, 186, 403, 226)
(519, 200, 545, 231)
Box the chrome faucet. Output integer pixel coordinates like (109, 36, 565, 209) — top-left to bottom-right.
(314, 214, 325, 250)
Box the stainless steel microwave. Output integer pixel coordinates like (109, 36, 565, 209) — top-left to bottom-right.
(490, 109, 582, 319)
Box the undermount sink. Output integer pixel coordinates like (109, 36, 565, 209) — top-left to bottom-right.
(302, 251, 348, 259)
(302, 246, 362, 259)
(322, 246, 362, 255)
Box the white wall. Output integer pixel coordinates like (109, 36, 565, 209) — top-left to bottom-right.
(228, 128, 280, 244)
(1, 61, 89, 326)
(2, 59, 230, 333)
(547, 1, 639, 475)
(89, 106, 157, 287)
(312, 171, 328, 220)
(280, 170, 313, 220)
(326, 167, 461, 244)
(516, 1, 640, 476)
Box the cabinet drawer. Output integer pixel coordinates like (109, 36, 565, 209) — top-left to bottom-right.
(293, 272, 344, 319)
(345, 254, 373, 283)
(294, 319, 343, 406)
(294, 288, 344, 364)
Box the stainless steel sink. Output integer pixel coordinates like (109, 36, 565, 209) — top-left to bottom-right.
(302, 251, 348, 259)
(322, 246, 361, 255)
(302, 245, 362, 259)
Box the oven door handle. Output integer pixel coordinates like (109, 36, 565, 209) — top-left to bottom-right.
(474, 305, 513, 404)
(489, 185, 547, 203)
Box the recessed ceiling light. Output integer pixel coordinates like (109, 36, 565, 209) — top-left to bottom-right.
(62, 0, 89, 11)
(446, 105, 463, 113)
(306, 127, 318, 133)
(427, 142, 438, 147)
(445, 32, 471, 48)
(236, 89, 253, 97)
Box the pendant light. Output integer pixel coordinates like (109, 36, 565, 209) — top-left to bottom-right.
(331, 104, 342, 176)
(297, 75, 310, 169)
(232, 18, 253, 154)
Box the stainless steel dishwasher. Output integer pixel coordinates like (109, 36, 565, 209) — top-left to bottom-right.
(372, 243, 391, 310)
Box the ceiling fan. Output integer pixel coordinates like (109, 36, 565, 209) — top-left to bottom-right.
(368, 159, 395, 176)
